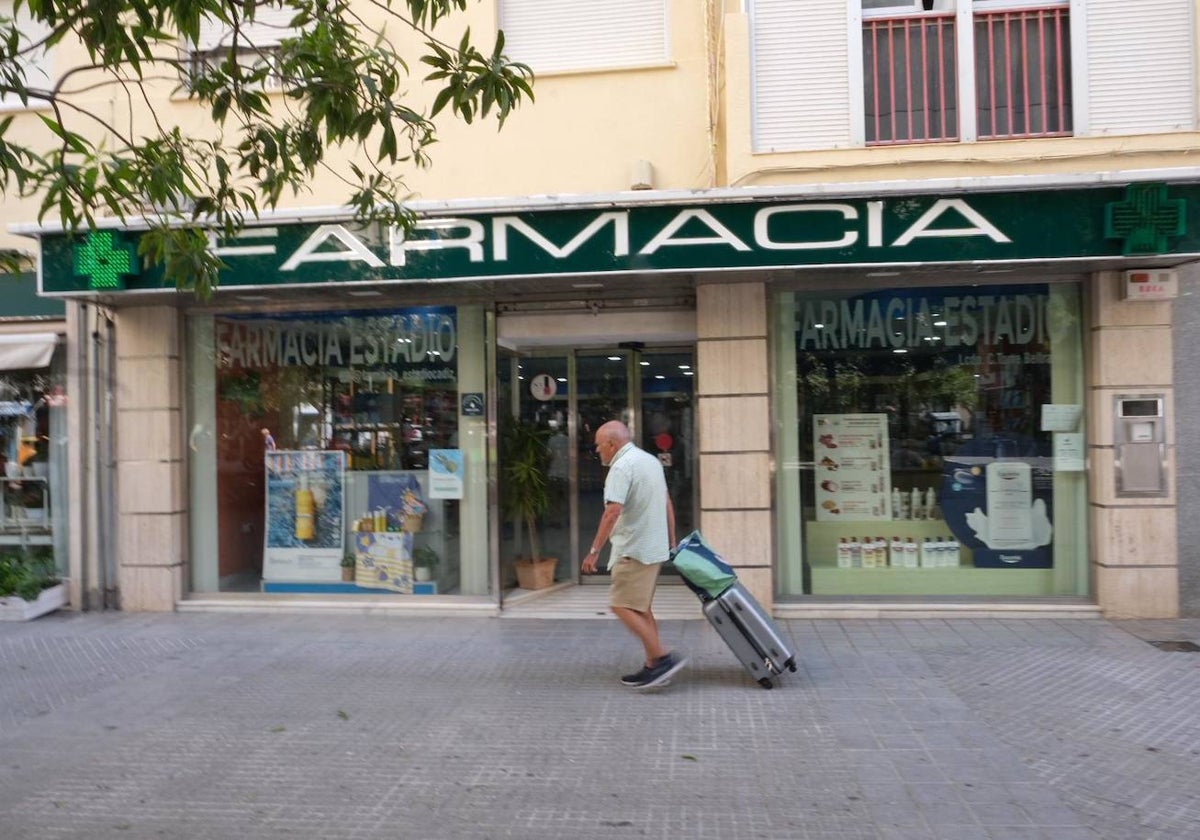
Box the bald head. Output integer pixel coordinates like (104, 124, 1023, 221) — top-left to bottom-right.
(594, 420, 631, 466)
(596, 420, 630, 446)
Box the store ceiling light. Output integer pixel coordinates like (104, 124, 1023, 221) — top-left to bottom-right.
(640, 361, 650, 366)
(893, 348, 908, 354)
(655, 375, 665, 379)
(683, 371, 694, 376)
(608, 356, 621, 361)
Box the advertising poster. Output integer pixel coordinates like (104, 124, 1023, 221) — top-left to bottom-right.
(363, 472, 428, 528)
(354, 531, 413, 593)
(939, 435, 1054, 568)
(263, 450, 346, 581)
(814, 414, 891, 521)
(428, 449, 464, 499)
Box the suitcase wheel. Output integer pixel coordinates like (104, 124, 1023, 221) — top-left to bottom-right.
(758, 677, 774, 689)
(786, 657, 797, 673)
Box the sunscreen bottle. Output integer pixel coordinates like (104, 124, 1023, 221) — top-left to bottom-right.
(295, 474, 315, 541)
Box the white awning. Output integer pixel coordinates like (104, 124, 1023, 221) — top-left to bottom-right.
(0, 332, 57, 371)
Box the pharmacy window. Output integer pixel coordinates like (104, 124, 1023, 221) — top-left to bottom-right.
(773, 283, 1090, 599)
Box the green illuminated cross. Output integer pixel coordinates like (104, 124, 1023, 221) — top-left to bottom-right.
(73, 230, 136, 290)
(1104, 183, 1187, 256)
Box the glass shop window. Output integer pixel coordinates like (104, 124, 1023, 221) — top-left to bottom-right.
(775, 283, 1089, 598)
(0, 355, 68, 578)
(204, 308, 461, 594)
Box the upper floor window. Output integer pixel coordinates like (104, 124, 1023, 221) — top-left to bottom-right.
(972, 3, 1072, 140)
(498, 0, 668, 75)
(0, 1, 53, 111)
(189, 5, 300, 92)
(863, 0, 1071, 145)
(752, 0, 1191, 153)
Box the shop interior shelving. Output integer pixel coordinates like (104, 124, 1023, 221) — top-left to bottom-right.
(0, 475, 52, 547)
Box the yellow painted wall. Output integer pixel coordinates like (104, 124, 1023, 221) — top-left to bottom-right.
(3, 0, 1200, 256)
(0, 0, 716, 255)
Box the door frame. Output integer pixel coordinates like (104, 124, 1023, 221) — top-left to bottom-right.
(496, 344, 697, 592)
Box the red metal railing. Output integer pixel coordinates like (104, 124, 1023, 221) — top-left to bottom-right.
(974, 5, 1072, 139)
(862, 6, 1071, 145)
(863, 13, 958, 145)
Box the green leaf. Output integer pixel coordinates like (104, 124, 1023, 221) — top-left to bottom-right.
(2, 0, 535, 297)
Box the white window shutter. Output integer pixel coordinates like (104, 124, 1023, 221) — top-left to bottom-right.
(499, 0, 669, 74)
(0, 1, 53, 109)
(1083, 0, 1196, 135)
(751, 0, 853, 152)
(196, 5, 299, 51)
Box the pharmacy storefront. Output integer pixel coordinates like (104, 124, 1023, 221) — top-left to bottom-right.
(27, 176, 1199, 616)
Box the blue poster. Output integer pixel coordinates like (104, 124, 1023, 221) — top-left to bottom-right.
(262, 450, 346, 581)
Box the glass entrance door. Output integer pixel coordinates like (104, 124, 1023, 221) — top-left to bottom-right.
(497, 346, 695, 590)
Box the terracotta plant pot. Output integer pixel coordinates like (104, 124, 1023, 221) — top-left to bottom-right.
(514, 557, 557, 590)
(341, 566, 355, 582)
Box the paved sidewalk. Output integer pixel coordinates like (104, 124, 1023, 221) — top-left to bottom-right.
(1, 612, 1199, 840)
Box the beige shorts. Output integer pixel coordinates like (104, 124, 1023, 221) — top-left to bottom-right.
(609, 557, 661, 612)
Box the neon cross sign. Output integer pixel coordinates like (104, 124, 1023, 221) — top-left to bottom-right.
(73, 230, 137, 290)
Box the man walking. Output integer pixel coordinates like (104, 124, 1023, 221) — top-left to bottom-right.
(581, 420, 687, 689)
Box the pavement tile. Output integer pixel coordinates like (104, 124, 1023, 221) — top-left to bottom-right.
(1, 613, 1198, 839)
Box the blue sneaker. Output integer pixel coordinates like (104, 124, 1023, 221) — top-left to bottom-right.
(620, 664, 654, 686)
(635, 652, 688, 689)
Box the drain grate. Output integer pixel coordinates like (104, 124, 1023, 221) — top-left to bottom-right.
(1147, 640, 1200, 652)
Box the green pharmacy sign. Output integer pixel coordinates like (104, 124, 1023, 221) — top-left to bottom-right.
(72, 230, 137, 290)
(1103, 183, 1187, 256)
(38, 182, 1200, 296)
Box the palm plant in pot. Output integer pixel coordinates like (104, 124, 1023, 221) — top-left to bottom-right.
(412, 544, 439, 582)
(500, 417, 557, 590)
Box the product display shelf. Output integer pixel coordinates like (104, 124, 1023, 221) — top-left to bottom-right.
(805, 520, 1055, 596)
(811, 565, 1056, 596)
(806, 519, 972, 568)
(0, 476, 51, 543)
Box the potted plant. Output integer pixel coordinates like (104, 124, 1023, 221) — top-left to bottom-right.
(0, 550, 65, 621)
(500, 418, 557, 590)
(340, 551, 356, 582)
(412, 544, 439, 582)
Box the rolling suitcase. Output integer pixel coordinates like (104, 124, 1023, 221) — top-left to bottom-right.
(671, 531, 798, 689)
(702, 581, 798, 689)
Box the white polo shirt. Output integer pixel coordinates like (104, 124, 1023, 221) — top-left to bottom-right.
(603, 442, 670, 569)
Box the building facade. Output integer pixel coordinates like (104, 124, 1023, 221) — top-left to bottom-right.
(3, 0, 1197, 617)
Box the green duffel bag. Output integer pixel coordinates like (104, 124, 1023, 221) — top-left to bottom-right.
(670, 530, 737, 600)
